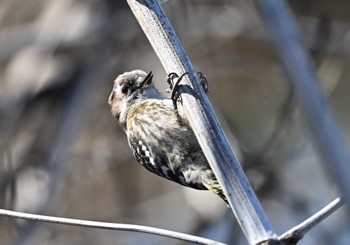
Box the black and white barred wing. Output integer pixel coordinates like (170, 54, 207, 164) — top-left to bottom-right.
(129, 137, 171, 177)
(128, 136, 190, 187)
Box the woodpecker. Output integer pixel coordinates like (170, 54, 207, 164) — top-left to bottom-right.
(108, 70, 227, 203)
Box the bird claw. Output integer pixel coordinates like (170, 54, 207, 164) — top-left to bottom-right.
(166, 71, 209, 103)
(166, 72, 178, 93)
(166, 72, 188, 103)
(196, 72, 208, 94)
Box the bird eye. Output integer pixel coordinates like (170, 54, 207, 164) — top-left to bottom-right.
(121, 85, 129, 94)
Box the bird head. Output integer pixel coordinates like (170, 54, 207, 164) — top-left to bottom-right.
(108, 70, 158, 128)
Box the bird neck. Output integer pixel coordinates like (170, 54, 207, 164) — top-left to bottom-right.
(119, 87, 164, 130)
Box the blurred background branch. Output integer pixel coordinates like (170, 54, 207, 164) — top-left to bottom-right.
(253, 0, 350, 216)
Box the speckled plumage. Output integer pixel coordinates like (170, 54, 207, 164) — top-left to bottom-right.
(108, 70, 227, 203)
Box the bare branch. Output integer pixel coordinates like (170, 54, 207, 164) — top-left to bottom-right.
(0, 209, 226, 245)
(279, 197, 344, 244)
(126, 1, 278, 244)
(253, 0, 350, 216)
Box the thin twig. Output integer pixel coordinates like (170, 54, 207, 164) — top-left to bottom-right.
(0, 209, 226, 245)
(253, 0, 350, 216)
(279, 197, 344, 244)
(126, 1, 278, 244)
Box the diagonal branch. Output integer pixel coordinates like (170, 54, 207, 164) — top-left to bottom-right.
(126, 1, 278, 244)
(0, 209, 226, 245)
(279, 197, 344, 244)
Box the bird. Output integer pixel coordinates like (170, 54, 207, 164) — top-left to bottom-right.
(108, 69, 227, 204)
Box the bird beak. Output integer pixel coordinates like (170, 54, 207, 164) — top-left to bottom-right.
(140, 71, 153, 87)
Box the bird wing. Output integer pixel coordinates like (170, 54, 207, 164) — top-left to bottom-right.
(128, 136, 175, 179)
(128, 135, 204, 188)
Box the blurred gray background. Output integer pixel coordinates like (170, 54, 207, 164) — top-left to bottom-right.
(0, 0, 349, 244)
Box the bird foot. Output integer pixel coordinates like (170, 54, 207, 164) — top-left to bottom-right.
(166, 72, 189, 103)
(166, 71, 209, 103)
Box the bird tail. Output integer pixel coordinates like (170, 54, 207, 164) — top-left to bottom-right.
(202, 179, 228, 205)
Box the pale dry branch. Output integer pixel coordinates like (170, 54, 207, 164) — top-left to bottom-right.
(279, 197, 344, 244)
(0, 208, 226, 245)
